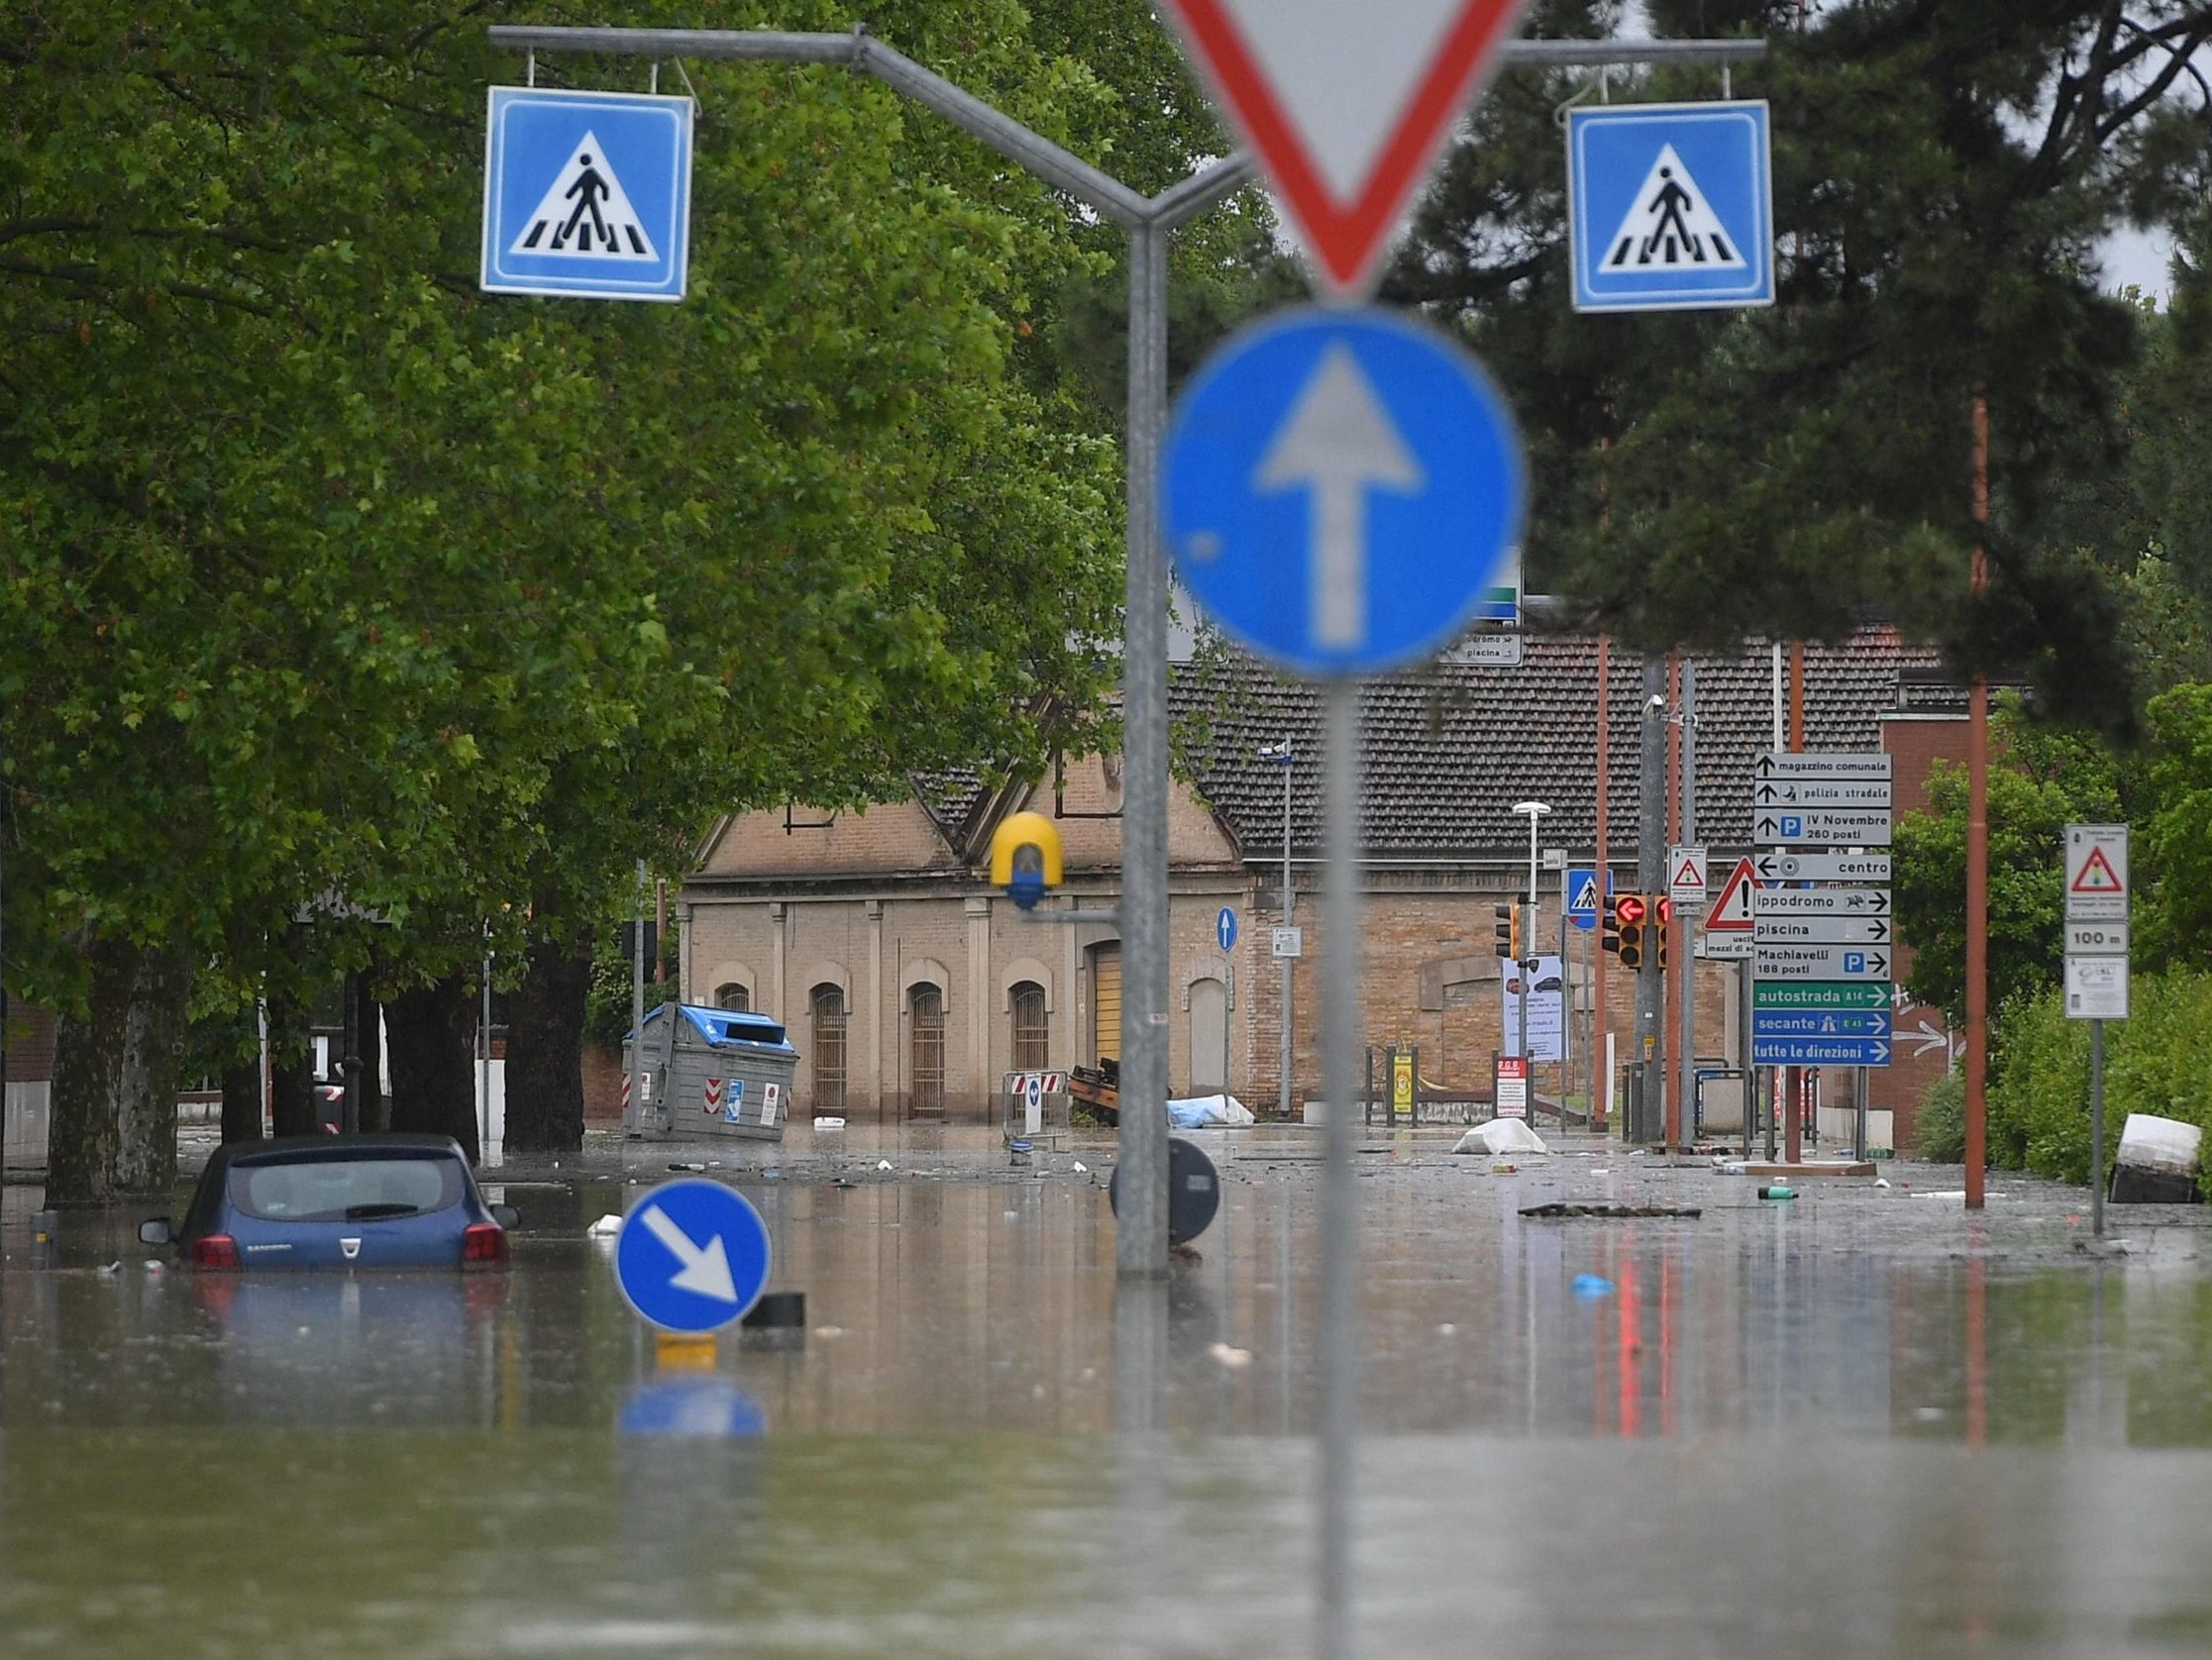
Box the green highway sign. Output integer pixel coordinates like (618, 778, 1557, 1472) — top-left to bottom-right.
(1753, 982, 1891, 1010)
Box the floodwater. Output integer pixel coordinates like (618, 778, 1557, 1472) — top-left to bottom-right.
(9, 1124, 2212, 1658)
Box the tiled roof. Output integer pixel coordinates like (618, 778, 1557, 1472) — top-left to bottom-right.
(1171, 629, 1945, 861)
(909, 768, 994, 839)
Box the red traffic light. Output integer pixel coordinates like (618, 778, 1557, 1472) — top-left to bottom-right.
(1616, 894, 1646, 925)
(1655, 896, 1674, 925)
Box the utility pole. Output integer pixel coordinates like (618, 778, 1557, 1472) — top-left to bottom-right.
(1676, 660, 1697, 1153)
(1635, 655, 1668, 1140)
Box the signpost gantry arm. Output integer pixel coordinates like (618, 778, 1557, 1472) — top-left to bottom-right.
(488, 21, 1251, 1277)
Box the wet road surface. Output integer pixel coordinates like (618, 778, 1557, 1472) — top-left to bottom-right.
(9, 1124, 2212, 1657)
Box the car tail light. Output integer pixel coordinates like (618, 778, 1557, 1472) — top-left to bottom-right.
(463, 1222, 508, 1266)
(190, 1234, 241, 1270)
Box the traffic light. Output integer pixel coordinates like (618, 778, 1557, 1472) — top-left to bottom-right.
(1655, 896, 1673, 971)
(1615, 891, 1648, 969)
(1601, 891, 1623, 955)
(1493, 901, 1515, 959)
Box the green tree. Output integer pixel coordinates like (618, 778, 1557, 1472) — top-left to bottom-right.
(1, 0, 1170, 1186)
(1392, 1, 2212, 727)
(1891, 708, 2127, 1022)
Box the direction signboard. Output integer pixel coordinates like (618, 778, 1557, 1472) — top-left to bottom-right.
(1753, 887, 1891, 916)
(612, 1180, 773, 1334)
(1754, 752, 1893, 781)
(1752, 945, 1891, 981)
(1750, 778, 1892, 808)
(481, 87, 694, 301)
(1444, 629, 1525, 667)
(1753, 851, 1893, 884)
(1752, 981, 1891, 1010)
(1157, 0, 1531, 296)
(1751, 1008, 1893, 1039)
(1566, 101, 1775, 313)
(1751, 809, 1894, 847)
(1163, 306, 1525, 675)
(1753, 1036, 1891, 1067)
(1753, 916, 1893, 945)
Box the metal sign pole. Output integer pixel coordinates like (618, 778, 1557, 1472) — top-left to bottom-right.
(1317, 679, 1362, 1660)
(2091, 1019, 2105, 1238)
(1117, 218, 1173, 1272)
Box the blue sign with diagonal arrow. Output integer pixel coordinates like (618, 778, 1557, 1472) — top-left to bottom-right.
(613, 1179, 772, 1333)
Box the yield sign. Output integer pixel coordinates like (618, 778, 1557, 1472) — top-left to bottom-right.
(1705, 857, 1760, 933)
(1157, 0, 1530, 295)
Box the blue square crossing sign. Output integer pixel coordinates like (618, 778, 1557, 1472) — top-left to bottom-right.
(481, 87, 693, 302)
(1567, 101, 1773, 313)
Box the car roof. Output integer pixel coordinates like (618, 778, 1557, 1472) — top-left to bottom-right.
(207, 1133, 470, 1172)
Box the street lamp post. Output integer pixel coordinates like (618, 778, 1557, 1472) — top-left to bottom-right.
(1513, 800, 1550, 1121)
(1260, 741, 1294, 1118)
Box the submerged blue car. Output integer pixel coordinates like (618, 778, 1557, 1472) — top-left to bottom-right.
(140, 1133, 515, 1270)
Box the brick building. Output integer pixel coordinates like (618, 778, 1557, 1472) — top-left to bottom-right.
(681, 628, 1955, 1136)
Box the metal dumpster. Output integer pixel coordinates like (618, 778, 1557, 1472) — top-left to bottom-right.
(625, 1003, 798, 1143)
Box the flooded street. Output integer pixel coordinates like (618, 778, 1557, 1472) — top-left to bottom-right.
(10, 1125, 2212, 1657)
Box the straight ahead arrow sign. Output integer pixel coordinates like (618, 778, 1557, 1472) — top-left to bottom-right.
(1257, 343, 1423, 649)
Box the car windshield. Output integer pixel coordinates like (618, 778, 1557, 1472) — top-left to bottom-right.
(229, 1155, 463, 1223)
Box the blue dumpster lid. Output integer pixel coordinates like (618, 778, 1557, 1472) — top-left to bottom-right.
(639, 1002, 796, 1055)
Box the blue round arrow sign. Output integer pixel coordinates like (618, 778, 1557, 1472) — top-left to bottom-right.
(613, 1178, 773, 1334)
(1163, 306, 1525, 677)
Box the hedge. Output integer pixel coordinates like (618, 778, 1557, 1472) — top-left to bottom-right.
(1978, 969, 2212, 1191)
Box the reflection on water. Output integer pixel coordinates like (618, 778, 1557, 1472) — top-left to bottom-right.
(11, 1153, 2212, 1656)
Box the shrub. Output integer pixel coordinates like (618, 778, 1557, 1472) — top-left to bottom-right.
(1988, 990, 2092, 1182)
(1916, 1069, 1965, 1162)
(1981, 969, 2212, 1193)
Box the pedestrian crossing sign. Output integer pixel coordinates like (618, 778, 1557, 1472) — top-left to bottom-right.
(482, 87, 693, 302)
(1566, 101, 1772, 313)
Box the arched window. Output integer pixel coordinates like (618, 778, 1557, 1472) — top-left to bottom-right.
(810, 984, 846, 1114)
(1010, 981, 1049, 1072)
(908, 984, 945, 1114)
(714, 982, 750, 1012)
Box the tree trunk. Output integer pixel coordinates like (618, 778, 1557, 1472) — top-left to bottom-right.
(263, 928, 320, 1140)
(220, 1056, 263, 1144)
(386, 973, 480, 1163)
(47, 937, 192, 1203)
(505, 933, 589, 1152)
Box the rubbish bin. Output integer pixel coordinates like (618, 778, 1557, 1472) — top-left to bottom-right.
(628, 1003, 799, 1144)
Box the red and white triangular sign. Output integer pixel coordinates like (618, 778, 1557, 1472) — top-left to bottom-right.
(2070, 847, 2123, 893)
(1706, 858, 1760, 933)
(1157, 0, 1531, 295)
